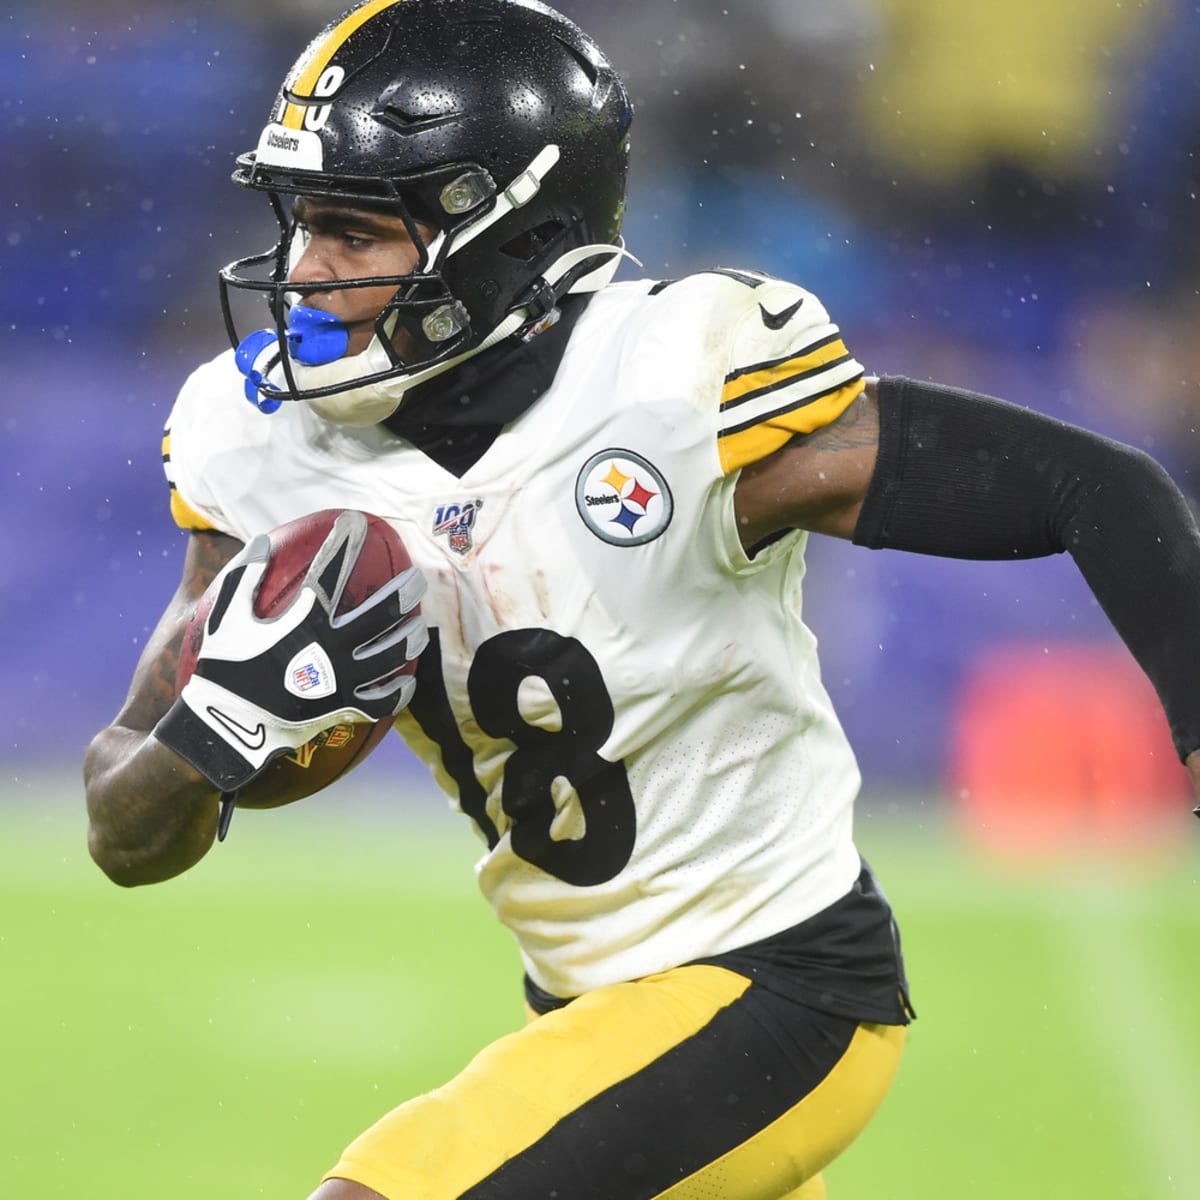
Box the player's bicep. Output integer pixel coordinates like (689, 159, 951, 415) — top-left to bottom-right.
(112, 530, 244, 734)
(733, 380, 880, 547)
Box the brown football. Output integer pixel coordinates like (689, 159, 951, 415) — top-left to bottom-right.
(177, 509, 416, 809)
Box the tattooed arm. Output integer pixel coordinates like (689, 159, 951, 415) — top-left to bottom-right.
(84, 530, 244, 886)
(733, 379, 881, 548)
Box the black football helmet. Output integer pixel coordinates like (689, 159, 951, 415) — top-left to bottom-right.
(219, 0, 632, 424)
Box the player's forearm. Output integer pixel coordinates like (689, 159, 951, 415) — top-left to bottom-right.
(84, 724, 220, 886)
(855, 375, 1200, 764)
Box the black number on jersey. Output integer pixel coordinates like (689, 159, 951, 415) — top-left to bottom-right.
(409, 627, 637, 886)
(409, 629, 500, 849)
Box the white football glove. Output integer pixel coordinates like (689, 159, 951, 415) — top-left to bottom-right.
(154, 514, 427, 792)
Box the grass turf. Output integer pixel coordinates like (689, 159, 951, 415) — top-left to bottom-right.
(6, 773, 1199, 1198)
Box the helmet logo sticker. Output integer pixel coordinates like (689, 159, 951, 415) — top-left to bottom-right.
(575, 450, 673, 546)
(433, 499, 483, 556)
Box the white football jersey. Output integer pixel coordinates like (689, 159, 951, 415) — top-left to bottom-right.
(164, 271, 868, 998)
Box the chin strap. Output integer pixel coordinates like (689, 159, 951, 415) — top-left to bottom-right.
(451, 144, 562, 253)
(310, 240, 638, 426)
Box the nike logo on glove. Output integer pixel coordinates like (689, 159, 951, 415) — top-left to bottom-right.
(207, 706, 267, 751)
(758, 297, 804, 330)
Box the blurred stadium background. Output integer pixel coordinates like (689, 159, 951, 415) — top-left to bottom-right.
(3, 0, 1199, 1196)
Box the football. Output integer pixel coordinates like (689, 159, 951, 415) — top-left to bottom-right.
(177, 509, 417, 809)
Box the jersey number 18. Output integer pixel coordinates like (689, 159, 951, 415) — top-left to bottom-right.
(409, 628, 637, 886)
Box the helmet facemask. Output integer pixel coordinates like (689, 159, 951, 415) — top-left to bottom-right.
(220, 168, 503, 424)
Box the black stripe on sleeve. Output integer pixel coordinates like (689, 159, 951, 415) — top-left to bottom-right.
(723, 331, 843, 386)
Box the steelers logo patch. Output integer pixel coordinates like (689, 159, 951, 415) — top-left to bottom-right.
(575, 449, 673, 546)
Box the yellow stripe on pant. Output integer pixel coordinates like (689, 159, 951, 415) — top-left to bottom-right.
(324, 964, 905, 1199)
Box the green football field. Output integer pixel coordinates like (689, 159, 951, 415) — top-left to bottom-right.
(6, 770, 1199, 1199)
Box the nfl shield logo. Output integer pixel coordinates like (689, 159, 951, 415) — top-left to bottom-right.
(292, 662, 322, 691)
(433, 499, 483, 556)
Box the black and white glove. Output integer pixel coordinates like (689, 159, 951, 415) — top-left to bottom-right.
(154, 520, 427, 792)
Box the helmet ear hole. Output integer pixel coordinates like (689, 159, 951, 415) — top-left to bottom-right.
(499, 219, 569, 263)
(554, 35, 599, 86)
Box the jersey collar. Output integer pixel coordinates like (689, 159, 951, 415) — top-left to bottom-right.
(382, 295, 591, 476)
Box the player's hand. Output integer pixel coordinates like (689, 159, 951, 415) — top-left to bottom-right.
(153, 532, 427, 791)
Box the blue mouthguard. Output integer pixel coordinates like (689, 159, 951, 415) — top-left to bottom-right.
(285, 304, 351, 366)
(233, 306, 351, 414)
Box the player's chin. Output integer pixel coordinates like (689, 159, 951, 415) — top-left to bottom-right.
(329, 320, 384, 358)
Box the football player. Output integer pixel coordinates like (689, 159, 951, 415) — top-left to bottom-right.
(83, 2, 1200, 1198)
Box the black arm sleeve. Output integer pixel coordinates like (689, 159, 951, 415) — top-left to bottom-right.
(852, 374, 1200, 762)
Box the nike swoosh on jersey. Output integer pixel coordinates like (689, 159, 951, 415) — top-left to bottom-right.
(758, 297, 804, 330)
(207, 706, 268, 751)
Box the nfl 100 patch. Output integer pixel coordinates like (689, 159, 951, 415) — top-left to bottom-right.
(433, 499, 483, 555)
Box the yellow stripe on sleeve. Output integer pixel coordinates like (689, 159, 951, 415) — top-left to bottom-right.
(162, 430, 216, 531)
(718, 377, 863, 475)
(168, 490, 216, 533)
(721, 335, 849, 408)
